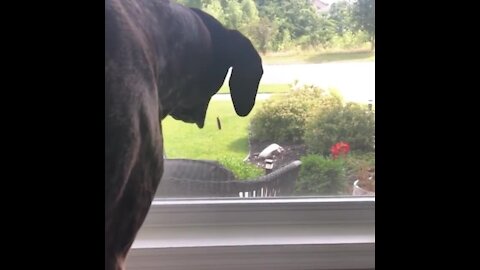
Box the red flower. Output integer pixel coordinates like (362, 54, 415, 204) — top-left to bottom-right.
(330, 141, 350, 159)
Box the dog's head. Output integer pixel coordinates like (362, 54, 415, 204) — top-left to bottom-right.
(168, 8, 263, 128)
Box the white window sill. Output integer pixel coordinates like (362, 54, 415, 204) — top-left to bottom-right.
(126, 197, 375, 270)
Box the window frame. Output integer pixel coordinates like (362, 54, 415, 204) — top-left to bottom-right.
(126, 196, 375, 270)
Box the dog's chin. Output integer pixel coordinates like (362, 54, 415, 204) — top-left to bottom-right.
(189, 116, 205, 129)
(192, 115, 205, 128)
(170, 113, 205, 129)
(195, 119, 205, 129)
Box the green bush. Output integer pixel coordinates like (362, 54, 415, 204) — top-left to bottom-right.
(295, 154, 347, 195)
(304, 102, 375, 156)
(329, 30, 370, 50)
(218, 156, 264, 180)
(250, 85, 342, 143)
(343, 151, 375, 183)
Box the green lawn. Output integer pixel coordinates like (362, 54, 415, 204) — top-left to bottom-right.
(218, 83, 290, 94)
(262, 50, 375, 65)
(162, 99, 264, 161)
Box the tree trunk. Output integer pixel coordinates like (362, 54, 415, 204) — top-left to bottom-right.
(370, 36, 375, 51)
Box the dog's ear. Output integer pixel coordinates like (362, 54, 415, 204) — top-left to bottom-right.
(190, 8, 263, 117)
(227, 30, 263, 117)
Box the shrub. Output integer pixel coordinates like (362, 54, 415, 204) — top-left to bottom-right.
(329, 30, 370, 50)
(295, 154, 347, 195)
(343, 151, 375, 183)
(218, 156, 264, 179)
(250, 85, 342, 143)
(304, 102, 375, 156)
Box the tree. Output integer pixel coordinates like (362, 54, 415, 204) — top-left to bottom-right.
(177, 0, 348, 52)
(308, 15, 335, 49)
(222, 0, 259, 32)
(248, 17, 278, 53)
(201, 0, 226, 25)
(240, 0, 259, 30)
(254, 0, 330, 50)
(328, 0, 353, 37)
(222, 0, 243, 29)
(352, 0, 375, 50)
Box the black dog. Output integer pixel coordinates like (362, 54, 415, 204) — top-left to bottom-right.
(105, 0, 263, 269)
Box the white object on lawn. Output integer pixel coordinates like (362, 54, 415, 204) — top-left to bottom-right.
(258, 143, 284, 158)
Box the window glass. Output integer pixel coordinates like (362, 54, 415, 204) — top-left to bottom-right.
(160, 0, 375, 199)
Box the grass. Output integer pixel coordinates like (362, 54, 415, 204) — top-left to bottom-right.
(262, 50, 375, 65)
(218, 156, 264, 179)
(162, 99, 264, 161)
(218, 83, 290, 94)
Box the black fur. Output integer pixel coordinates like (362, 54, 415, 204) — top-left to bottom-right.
(105, 0, 263, 269)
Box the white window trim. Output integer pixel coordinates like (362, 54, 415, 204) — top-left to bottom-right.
(126, 197, 375, 270)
